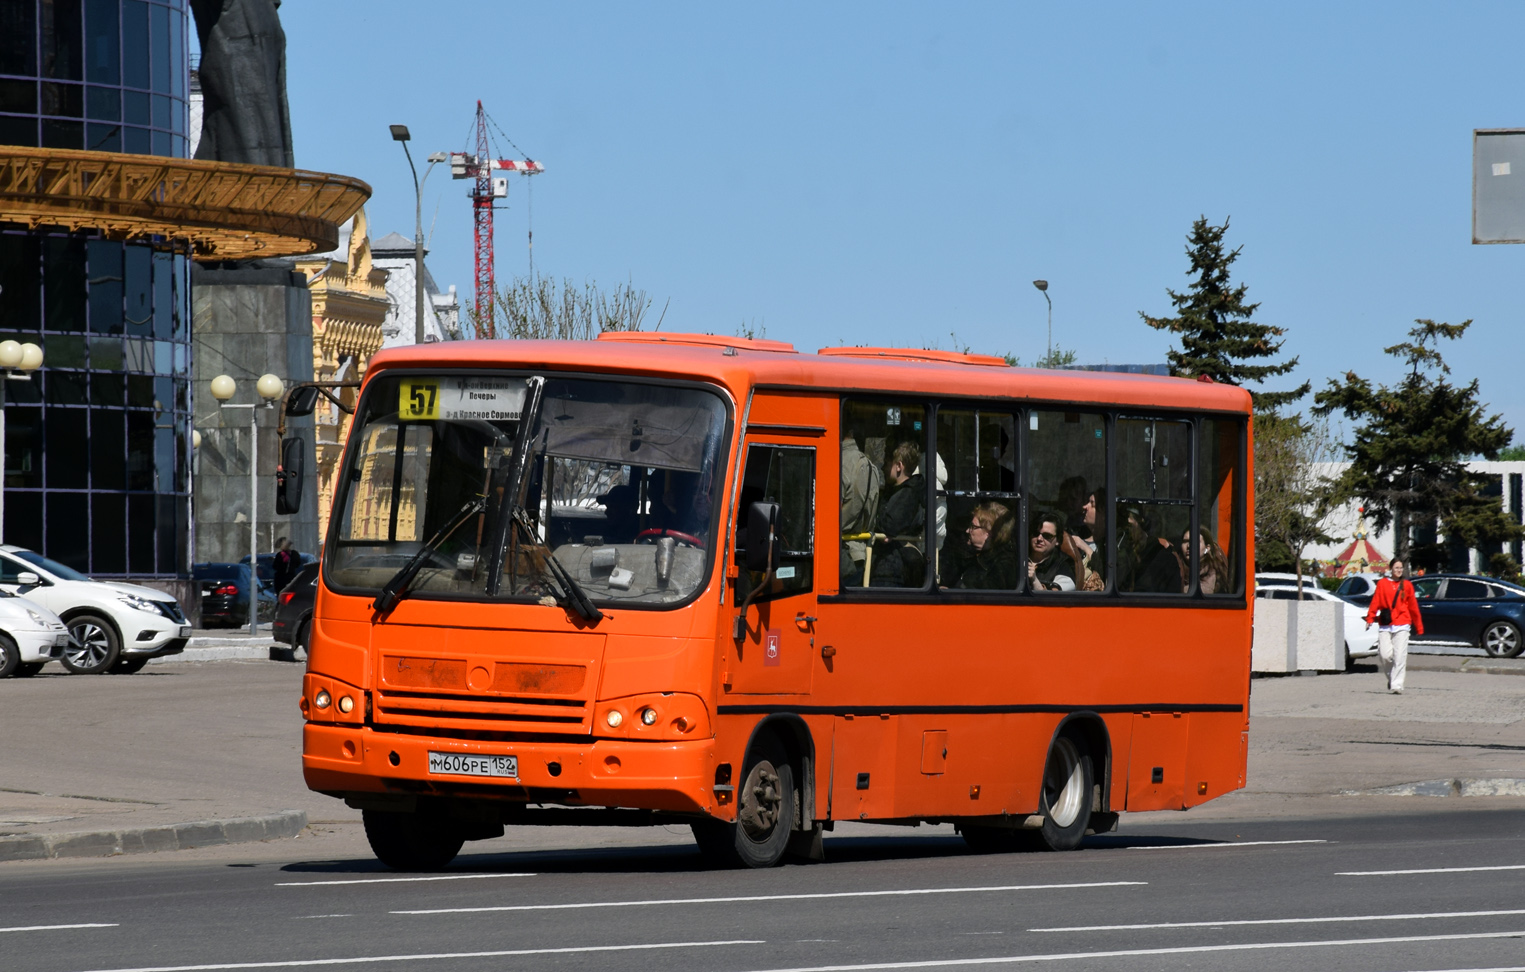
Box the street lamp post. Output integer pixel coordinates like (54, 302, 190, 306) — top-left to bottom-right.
(210, 373, 283, 635)
(0, 338, 44, 542)
(389, 125, 446, 346)
(1032, 279, 1051, 366)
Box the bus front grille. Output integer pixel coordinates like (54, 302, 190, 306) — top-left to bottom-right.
(373, 654, 593, 734)
(372, 688, 591, 733)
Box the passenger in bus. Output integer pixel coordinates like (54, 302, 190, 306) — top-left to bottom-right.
(1181, 527, 1229, 594)
(953, 501, 1017, 590)
(841, 430, 884, 585)
(870, 441, 927, 586)
(1028, 511, 1077, 591)
(1056, 479, 1104, 591)
(1072, 487, 1107, 584)
(1118, 506, 1184, 593)
(596, 482, 641, 543)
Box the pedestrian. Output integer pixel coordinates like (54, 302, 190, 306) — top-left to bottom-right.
(272, 536, 300, 593)
(1365, 558, 1423, 694)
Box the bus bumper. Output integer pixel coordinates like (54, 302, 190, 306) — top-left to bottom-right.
(302, 723, 720, 816)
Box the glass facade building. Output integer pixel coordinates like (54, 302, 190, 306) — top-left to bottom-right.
(0, 0, 193, 577)
(0, 0, 190, 158)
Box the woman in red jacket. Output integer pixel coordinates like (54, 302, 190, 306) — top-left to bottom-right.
(1364, 559, 1424, 694)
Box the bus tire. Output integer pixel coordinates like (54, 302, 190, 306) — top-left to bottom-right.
(362, 809, 465, 871)
(691, 738, 796, 868)
(1035, 733, 1093, 851)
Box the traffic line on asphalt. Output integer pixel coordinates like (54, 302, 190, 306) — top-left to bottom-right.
(391, 881, 1147, 915)
(1338, 864, 1525, 876)
(1031, 907, 1525, 932)
(721, 930, 1525, 971)
(2, 923, 118, 934)
(1127, 839, 1328, 850)
(67, 938, 763, 972)
(275, 873, 534, 886)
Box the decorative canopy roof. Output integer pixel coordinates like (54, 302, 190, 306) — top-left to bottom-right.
(1333, 517, 1390, 576)
(0, 146, 370, 261)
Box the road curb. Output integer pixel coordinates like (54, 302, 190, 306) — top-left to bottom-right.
(0, 810, 308, 862)
(1406, 656, 1525, 676)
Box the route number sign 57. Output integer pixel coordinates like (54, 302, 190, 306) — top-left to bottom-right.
(399, 380, 440, 420)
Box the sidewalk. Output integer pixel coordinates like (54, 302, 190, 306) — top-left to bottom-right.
(2, 653, 1522, 862)
(157, 627, 286, 663)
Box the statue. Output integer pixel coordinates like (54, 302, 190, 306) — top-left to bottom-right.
(191, 0, 294, 167)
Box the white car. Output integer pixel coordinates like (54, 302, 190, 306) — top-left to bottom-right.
(0, 546, 191, 675)
(0, 589, 71, 677)
(1254, 575, 1379, 665)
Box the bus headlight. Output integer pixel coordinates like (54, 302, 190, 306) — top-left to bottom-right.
(314, 689, 331, 710)
(605, 709, 623, 728)
(640, 707, 658, 725)
(338, 695, 354, 714)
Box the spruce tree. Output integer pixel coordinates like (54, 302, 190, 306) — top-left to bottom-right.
(1313, 319, 1520, 573)
(1141, 216, 1308, 411)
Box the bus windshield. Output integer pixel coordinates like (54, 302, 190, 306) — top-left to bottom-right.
(327, 373, 730, 607)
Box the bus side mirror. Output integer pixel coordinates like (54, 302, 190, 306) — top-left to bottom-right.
(285, 385, 321, 417)
(743, 501, 780, 574)
(275, 437, 305, 515)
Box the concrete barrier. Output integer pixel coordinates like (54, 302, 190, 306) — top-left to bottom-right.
(1252, 599, 1344, 673)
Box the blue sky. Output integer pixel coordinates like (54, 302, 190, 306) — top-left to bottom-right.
(286, 2, 1525, 433)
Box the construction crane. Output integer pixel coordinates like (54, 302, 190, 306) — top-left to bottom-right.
(445, 100, 544, 340)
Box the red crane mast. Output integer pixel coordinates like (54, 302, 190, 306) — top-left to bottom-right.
(446, 101, 543, 340)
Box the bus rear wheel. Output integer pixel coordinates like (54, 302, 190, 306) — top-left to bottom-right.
(692, 739, 796, 868)
(362, 809, 465, 871)
(1034, 734, 1094, 851)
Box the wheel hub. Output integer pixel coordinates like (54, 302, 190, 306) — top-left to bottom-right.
(737, 760, 782, 839)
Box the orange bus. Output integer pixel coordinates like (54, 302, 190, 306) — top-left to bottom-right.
(301, 333, 1252, 869)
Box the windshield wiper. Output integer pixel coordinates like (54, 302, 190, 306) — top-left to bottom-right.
(512, 508, 603, 624)
(372, 497, 485, 616)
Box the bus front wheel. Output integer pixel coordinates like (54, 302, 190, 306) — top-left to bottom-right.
(362, 809, 465, 871)
(692, 739, 796, 868)
(1035, 734, 1094, 851)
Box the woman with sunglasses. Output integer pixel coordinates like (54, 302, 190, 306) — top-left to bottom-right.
(1028, 510, 1077, 592)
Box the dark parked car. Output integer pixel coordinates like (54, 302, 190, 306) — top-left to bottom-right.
(193, 563, 276, 628)
(239, 551, 318, 589)
(271, 562, 319, 661)
(1336, 572, 1525, 657)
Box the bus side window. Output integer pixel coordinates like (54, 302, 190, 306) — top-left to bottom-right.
(1116, 417, 1193, 594)
(735, 444, 815, 604)
(936, 408, 1019, 590)
(1027, 410, 1106, 592)
(841, 400, 929, 589)
(1199, 418, 1244, 596)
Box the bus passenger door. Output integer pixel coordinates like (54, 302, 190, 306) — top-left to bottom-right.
(728, 440, 817, 696)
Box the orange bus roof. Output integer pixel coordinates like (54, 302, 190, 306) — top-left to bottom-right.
(364, 336, 1253, 414)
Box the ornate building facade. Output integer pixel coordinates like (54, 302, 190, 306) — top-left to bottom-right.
(294, 209, 389, 540)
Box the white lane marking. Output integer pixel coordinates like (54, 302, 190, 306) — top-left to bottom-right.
(1033, 907, 1525, 932)
(1128, 839, 1328, 850)
(1, 923, 118, 934)
(68, 938, 762, 972)
(1339, 864, 1525, 876)
(275, 873, 534, 887)
(291, 916, 353, 921)
(721, 930, 1525, 972)
(391, 881, 1146, 915)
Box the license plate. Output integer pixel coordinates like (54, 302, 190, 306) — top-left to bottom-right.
(53, 634, 69, 647)
(428, 752, 518, 778)
(178, 626, 192, 638)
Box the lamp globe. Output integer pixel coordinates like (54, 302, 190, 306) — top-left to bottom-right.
(192, 430, 201, 450)
(210, 374, 236, 401)
(256, 373, 284, 401)
(18, 342, 42, 371)
(0, 341, 22, 370)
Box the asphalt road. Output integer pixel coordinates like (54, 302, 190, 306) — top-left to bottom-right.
(4, 807, 1525, 972)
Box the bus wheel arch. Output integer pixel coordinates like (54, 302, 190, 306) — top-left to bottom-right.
(693, 714, 815, 868)
(1036, 713, 1112, 851)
